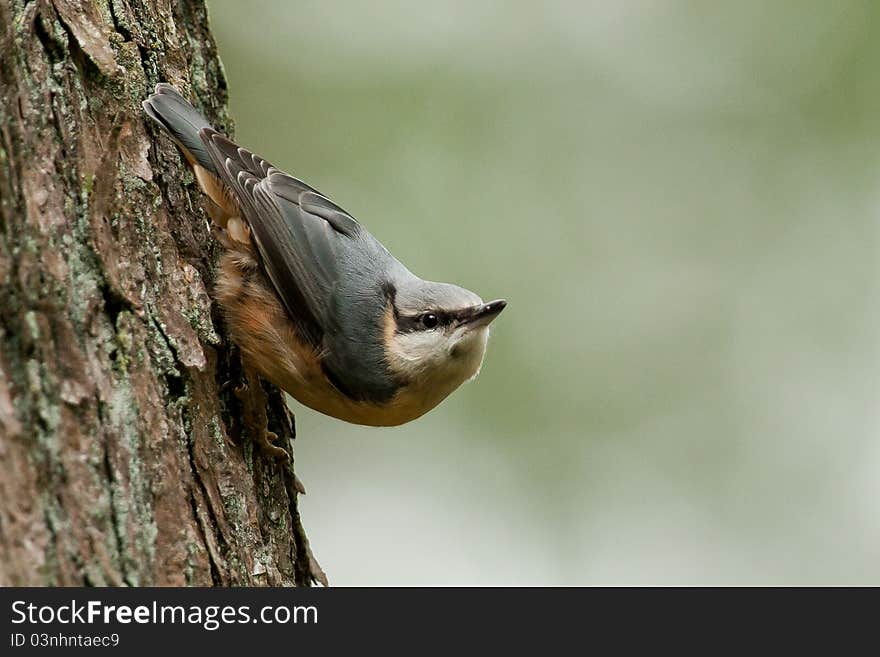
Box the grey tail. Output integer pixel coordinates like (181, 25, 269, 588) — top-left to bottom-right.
(142, 83, 218, 176)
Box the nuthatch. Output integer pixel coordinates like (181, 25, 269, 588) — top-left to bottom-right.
(143, 84, 506, 460)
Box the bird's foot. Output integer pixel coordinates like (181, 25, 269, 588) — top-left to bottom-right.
(235, 372, 291, 464)
(258, 429, 291, 463)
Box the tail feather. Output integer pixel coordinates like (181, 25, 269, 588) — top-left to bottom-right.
(142, 84, 217, 175)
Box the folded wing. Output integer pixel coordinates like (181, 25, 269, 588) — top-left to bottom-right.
(199, 129, 399, 403)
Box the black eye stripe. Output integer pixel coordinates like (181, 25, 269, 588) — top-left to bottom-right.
(396, 311, 451, 333)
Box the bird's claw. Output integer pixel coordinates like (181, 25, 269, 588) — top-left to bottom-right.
(236, 368, 291, 463)
(258, 430, 290, 463)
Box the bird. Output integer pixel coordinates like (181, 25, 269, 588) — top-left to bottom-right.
(142, 83, 506, 461)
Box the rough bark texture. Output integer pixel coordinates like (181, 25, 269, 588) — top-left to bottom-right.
(0, 0, 318, 586)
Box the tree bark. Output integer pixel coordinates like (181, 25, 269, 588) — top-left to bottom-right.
(0, 0, 319, 586)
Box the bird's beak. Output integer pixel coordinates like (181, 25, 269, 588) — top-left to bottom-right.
(460, 299, 507, 330)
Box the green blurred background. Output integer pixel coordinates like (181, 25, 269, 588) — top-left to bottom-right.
(207, 1, 880, 585)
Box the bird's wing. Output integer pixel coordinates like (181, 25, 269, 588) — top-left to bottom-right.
(199, 128, 359, 349)
(198, 129, 399, 402)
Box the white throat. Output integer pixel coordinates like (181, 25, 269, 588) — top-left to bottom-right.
(388, 325, 490, 402)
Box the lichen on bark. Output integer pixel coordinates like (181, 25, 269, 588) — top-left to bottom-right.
(0, 0, 318, 586)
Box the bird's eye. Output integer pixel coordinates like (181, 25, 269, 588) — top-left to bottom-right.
(421, 313, 439, 329)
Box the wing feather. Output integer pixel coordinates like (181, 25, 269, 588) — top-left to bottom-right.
(198, 129, 400, 402)
(199, 128, 354, 348)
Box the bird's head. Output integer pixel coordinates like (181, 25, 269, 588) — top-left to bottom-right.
(384, 279, 506, 392)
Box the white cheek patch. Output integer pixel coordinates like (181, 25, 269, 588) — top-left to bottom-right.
(390, 326, 489, 385)
(390, 332, 445, 373)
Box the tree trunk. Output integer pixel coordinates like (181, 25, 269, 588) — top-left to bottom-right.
(0, 0, 320, 586)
